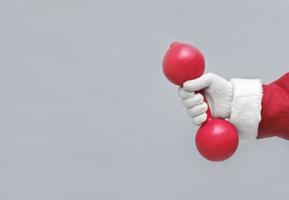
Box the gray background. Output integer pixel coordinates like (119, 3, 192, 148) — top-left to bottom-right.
(0, 0, 289, 199)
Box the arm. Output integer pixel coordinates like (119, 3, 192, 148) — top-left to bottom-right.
(180, 72, 289, 141)
(258, 73, 289, 140)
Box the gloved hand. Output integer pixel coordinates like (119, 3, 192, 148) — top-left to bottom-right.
(178, 73, 233, 126)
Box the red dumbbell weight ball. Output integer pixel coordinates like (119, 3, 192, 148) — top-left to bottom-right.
(162, 42, 239, 161)
(163, 42, 205, 86)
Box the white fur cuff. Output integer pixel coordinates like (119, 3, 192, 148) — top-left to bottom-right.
(229, 78, 263, 141)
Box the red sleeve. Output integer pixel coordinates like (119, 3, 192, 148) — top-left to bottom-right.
(258, 73, 289, 140)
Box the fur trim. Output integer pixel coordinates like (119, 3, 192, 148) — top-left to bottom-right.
(229, 78, 263, 141)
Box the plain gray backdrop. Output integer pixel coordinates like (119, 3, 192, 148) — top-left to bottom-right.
(0, 0, 289, 199)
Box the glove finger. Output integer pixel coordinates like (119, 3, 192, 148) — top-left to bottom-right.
(183, 73, 213, 91)
(192, 113, 207, 126)
(187, 102, 208, 117)
(182, 93, 204, 108)
(178, 87, 195, 99)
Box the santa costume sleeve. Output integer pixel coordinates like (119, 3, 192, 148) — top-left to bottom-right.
(229, 73, 289, 140)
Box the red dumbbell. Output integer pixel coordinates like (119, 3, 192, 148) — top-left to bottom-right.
(163, 42, 239, 161)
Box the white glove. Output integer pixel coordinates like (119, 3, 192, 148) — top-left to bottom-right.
(178, 73, 233, 126)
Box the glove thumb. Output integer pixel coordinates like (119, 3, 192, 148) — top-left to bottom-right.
(183, 73, 213, 91)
